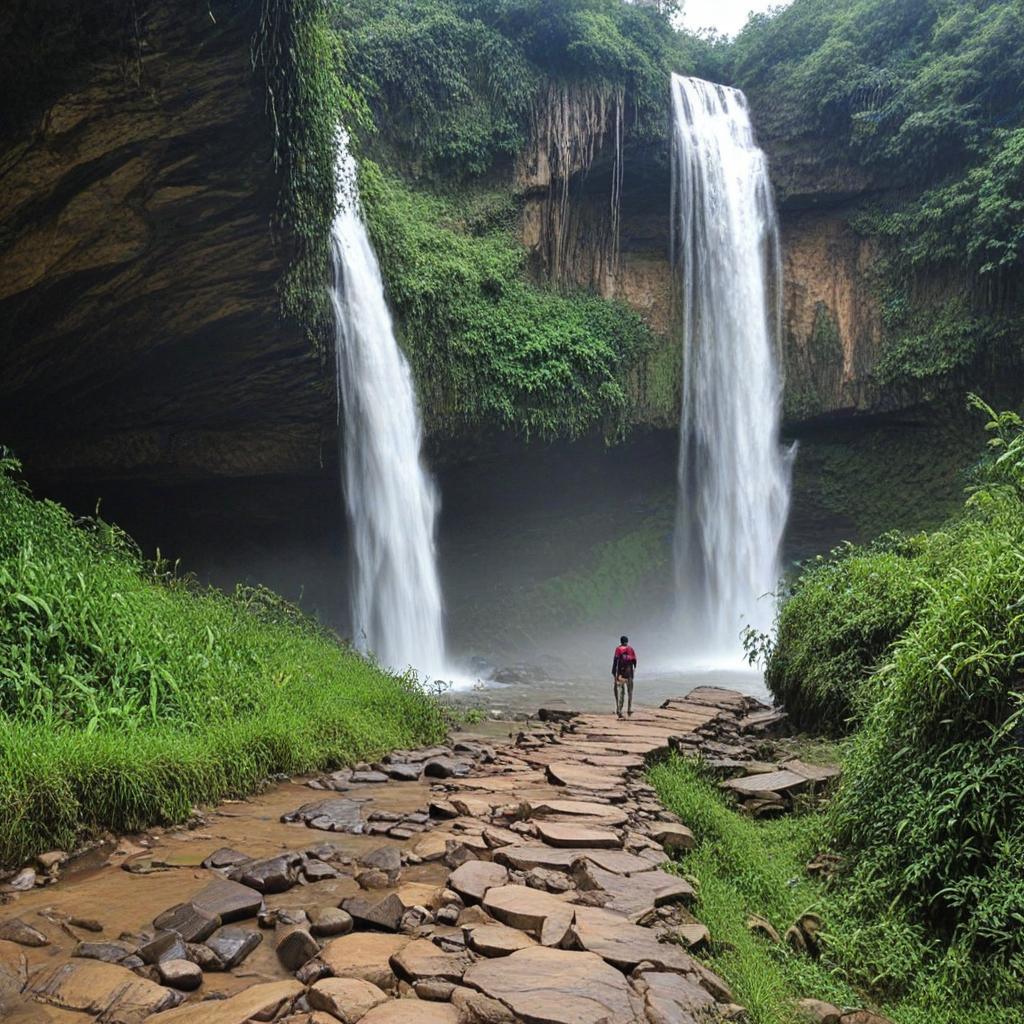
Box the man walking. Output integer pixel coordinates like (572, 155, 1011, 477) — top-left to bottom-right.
(612, 635, 637, 719)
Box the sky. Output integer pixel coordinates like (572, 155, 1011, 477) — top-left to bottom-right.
(677, 0, 792, 38)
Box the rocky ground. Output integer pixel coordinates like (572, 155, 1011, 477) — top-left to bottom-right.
(0, 687, 863, 1024)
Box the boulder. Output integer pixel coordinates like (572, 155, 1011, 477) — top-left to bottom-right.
(240, 855, 299, 894)
(320, 933, 411, 992)
(467, 924, 537, 957)
(0, 917, 49, 947)
(308, 977, 388, 1022)
(308, 906, 353, 938)
(152, 903, 220, 943)
(481, 886, 574, 946)
(204, 926, 262, 969)
(360, 846, 402, 876)
(796, 998, 843, 1024)
(276, 924, 320, 971)
(200, 848, 251, 870)
(156, 959, 202, 992)
(190, 878, 263, 923)
(648, 823, 697, 854)
(30, 959, 184, 1021)
(463, 946, 640, 1024)
(185, 943, 223, 971)
(424, 757, 471, 779)
(386, 763, 423, 782)
(137, 931, 188, 965)
(448, 861, 509, 905)
(342, 894, 405, 933)
(141, 979, 302, 1023)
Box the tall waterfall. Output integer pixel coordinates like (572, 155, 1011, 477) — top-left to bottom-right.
(328, 136, 446, 676)
(670, 74, 793, 660)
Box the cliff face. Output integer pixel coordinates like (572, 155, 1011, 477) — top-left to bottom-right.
(0, 2, 327, 485)
(511, 84, 894, 430)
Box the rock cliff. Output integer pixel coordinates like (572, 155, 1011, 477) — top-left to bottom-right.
(0, 2, 327, 485)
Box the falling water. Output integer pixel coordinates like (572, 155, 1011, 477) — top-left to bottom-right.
(670, 74, 793, 660)
(328, 136, 446, 676)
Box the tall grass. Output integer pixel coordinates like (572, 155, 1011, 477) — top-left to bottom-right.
(0, 456, 445, 864)
(650, 756, 1022, 1024)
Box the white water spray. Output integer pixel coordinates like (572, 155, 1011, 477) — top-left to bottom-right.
(328, 136, 446, 676)
(670, 74, 793, 660)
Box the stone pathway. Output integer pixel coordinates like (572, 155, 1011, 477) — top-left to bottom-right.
(0, 687, 820, 1024)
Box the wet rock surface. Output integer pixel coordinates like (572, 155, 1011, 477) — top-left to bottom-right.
(0, 686, 856, 1024)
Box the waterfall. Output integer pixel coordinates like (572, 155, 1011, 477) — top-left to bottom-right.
(328, 136, 447, 677)
(670, 74, 793, 661)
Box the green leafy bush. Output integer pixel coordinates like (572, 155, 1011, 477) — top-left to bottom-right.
(761, 535, 930, 734)
(761, 398, 1024, 963)
(359, 164, 655, 438)
(0, 456, 444, 863)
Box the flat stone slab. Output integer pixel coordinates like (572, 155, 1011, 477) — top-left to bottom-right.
(495, 844, 656, 876)
(545, 763, 623, 791)
(464, 946, 640, 1024)
(360, 1000, 461, 1023)
(390, 939, 472, 983)
(282, 797, 367, 832)
(467, 923, 537, 957)
(320, 933, 410, 991)
(570, 906, 696, 972)
(635, 969, 719, 1021)
(448, 860, 508, 904)
(533, 821, 621, 849)
(648, 823, 696, 853)
(143, 980, 301, 1023)
(781, 759, 841, 784)
(30, 960, 183, 1021)
(526, 799, 628, 826)
(482, 885, 574, 946)
(308, 978, 388, 1022)
(190, 878, 263, 924)
(721, 770, 808, 797)
(574, 864, 695, 920)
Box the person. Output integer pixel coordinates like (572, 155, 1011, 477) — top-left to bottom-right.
(612, 635, 637, 719)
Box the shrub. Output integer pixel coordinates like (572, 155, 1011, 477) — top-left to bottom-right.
(761, 535, 930, 734)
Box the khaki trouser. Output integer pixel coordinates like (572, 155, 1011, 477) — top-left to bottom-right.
(614, 673, 634, 715)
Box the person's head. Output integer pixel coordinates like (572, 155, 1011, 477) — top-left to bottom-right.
(620, 635, 628, 645)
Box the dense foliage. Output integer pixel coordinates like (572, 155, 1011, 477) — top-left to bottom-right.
(759, 399, 1024, 964)
(758, 536, 929, 735)
(651, 755, 1021, 1024)
(0, 456, 444, 863)
(360, 164, 655, 438)
(340, 0, 704, 176)
(729, 0, 1024, 396)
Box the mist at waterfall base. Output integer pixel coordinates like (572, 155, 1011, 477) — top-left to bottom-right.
(328, 137, 450, 682)
(668, 74, 794, 672)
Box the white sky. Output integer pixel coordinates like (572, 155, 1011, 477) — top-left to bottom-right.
(677, 0, 792, 38)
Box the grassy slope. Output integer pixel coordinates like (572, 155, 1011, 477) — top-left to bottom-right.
(0, 460, 445, 865)
(649, 756, 1022, 1024)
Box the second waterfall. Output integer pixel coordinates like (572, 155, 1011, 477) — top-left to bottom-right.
(328, 137, 447, 677)
(670, 74, 793, 661)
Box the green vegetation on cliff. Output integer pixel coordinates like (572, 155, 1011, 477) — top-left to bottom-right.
(0, 456, 444, 865)
(731, 0, 1024, 399)
(752, 398, 1024, 972)
(360, 164, 656, 438)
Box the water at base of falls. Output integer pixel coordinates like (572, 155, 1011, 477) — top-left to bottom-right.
(328, 136, 448, 679)
(670, 74, 794, 664)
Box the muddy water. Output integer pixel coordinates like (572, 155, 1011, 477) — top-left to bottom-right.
(2, 760, 505, 1021)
